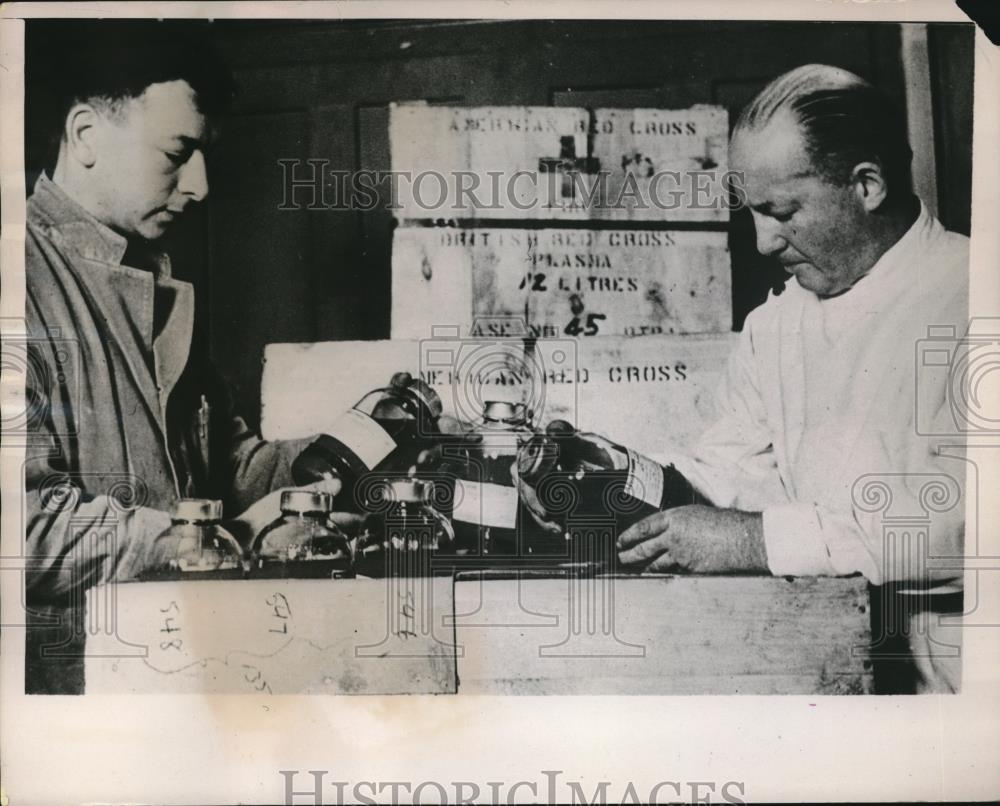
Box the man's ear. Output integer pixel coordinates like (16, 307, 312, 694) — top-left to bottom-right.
(63, 103, 101, 168)
(850, 160, 889, 212)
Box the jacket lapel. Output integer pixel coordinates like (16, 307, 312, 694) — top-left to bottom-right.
(153, 277, 195, 416)
(775, 287, 808, 496)
(49, 227, 166, 434)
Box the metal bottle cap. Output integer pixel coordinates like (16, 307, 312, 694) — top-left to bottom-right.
(483, 400, 528, 425)
(383, 372, 443, 421)
(172, 498, 223, 522)
(281, 489, 333, 514)
(517, 435, 561, 482)
(389, 371, 413, 388)
(545, 419, 576, 437)
(386, 478, 430, 503)
(405, 377, 444, 419)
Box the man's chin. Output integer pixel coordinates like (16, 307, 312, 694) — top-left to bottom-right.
(787, 265, 832, 296)
(135, 220, 171, 242)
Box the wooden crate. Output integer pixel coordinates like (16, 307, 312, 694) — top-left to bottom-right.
(390, 226, 731, 340)
(453, 574, 873, 695)
(84, 575, 872, 695)
(261, 333, 737, 456)
(389, 104, 729, 222)
(84, 577, 458, 695)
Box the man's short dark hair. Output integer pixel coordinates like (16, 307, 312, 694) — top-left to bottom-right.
(27, 20, 236, 173)
(734, 64, 914, 201)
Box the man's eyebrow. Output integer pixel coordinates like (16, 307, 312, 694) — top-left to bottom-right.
(750, 199, 797, 215)
(788, 169, 817, 180)
(166, 135, 206, 149)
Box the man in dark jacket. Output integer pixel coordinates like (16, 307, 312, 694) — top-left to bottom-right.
(23, 23, 334, 692)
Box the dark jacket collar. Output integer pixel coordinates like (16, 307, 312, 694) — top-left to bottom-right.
(28, 174, 172, 277)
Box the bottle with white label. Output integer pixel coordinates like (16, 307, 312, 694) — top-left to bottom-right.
(445, 401, 536, 560)
(354, 478, 455, 578)
(516, 420, 698, 568)
(291, 372, 443, 508)
(142, 498, 244, 580)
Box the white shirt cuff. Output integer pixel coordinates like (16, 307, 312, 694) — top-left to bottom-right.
(762, 502, 837, 577)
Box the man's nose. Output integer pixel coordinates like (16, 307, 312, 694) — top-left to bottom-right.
(178, 150, 209, 202)
(752, 212, 787, 257)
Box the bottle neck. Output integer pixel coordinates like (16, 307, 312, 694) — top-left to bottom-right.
(281, 509, 327, 519)
(370, 387, 440, 429)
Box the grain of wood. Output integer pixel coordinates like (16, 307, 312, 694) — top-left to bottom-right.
(84, 575, 871, 695)
(453, 575, 872, 694)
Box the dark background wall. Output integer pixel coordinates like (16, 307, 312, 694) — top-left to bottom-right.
(25, 20, 975, 428)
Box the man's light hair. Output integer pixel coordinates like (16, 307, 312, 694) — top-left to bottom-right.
(734, 64, 913, 199)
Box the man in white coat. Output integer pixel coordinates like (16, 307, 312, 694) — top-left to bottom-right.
(617, 65, 969, 690)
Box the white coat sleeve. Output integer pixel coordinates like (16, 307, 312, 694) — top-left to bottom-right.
(669, 320, 790, 513)
(759, 378, 965, 586)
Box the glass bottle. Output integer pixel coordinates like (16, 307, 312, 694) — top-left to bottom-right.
(249, 489, 352, 579)
(516, 420, 699, 568)
(291, 371, 443, 509)
(354, 478, 455, 578)
(449, 401, 536, 560)
(142, 498, 244, 581)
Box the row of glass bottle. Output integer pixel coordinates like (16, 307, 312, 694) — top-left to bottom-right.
(142, 482, 451, 581)
(143, 372, 698, 580)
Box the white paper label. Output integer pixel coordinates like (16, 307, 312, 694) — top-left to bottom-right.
(624, 448, 664, 509)
(453, 480, 519, 528)
(606, 445, 629, 471)
(328, 409, 396, 470)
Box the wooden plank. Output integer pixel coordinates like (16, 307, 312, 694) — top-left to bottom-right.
(453, 575, 873, 695)
(389, 104, 728, 221)
(390, 227, 731, 340)
(84, 575, 872, 695)
(260, 333, 737, 455)
(84, 578, 456, 694)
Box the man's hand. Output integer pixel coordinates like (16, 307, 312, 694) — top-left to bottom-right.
(226, 479, 362, 551)
(509, 460, 562, 534)
(437, 414, 476, 435)
(617, 505, 768, 573)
